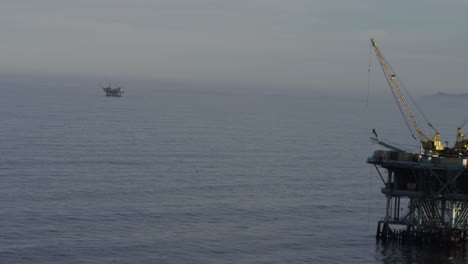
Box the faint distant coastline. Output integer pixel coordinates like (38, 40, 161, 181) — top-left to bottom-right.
(424, 91, 468, 98)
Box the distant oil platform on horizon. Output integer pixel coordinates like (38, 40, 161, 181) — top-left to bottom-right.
(100, 82, 124, 97)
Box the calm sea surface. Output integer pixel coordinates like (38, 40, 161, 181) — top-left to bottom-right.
(0, 84, 467, 263)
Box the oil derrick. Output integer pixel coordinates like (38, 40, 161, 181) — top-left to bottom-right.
(368, 39, 468, 245)
(100, 82, 124, 97)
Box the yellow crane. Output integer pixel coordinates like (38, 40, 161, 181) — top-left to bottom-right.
(455, 121, 468, 152)
(370, 38, 444, 152)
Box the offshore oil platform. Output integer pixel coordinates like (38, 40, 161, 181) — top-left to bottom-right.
(368, 39, 468, 245)
(100, 82, 124, 97)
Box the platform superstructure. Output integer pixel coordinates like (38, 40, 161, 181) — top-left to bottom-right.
(368, 39, 468, 245)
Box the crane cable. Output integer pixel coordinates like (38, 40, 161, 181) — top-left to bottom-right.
(398, 76, 437, 134)
(366, 41, 372, 108)
(372, 46, 419, 142)
(378, 44, 436, 137)
(459, 116, 468, 130)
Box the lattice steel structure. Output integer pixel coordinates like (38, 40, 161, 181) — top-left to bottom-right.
(368, 150, 468, 245)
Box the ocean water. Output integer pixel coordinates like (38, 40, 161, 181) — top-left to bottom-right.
(0, 84, 467, 263)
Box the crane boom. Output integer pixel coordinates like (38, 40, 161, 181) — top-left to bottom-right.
(370, 38, 445, 152)
(370, 38, 428, 143)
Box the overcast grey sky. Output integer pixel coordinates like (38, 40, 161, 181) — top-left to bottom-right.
(1, 0, 467, 93)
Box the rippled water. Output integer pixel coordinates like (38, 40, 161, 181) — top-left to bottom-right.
(0, 84, 466, 263)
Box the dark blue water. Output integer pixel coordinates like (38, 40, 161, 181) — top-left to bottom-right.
(0, 84, 466, 263)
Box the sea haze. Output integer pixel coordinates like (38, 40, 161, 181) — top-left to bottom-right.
(0, 80, 467, 263)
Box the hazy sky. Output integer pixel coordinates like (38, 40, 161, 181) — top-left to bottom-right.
(1, 1, 467, 93)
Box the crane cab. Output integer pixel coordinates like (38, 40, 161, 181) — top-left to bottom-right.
(422, 132, 444, 152)
(454, 128, 468, 152)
